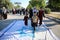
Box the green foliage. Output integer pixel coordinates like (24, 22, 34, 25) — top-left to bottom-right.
(8, 2, 14, 9)
(27, 0, 46, 9)
(48, 0, 60, 8)
(44, 8, 51, 14)
(27, 4, 32, 9)
(0, 0, 14, 9)
(15, 5, 20, 8)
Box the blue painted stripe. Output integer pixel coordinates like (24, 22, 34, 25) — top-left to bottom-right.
(0, 20, 17, 38)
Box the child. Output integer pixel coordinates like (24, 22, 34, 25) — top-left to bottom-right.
(31, 13, 38, 31)
(24, 14, 28, 26)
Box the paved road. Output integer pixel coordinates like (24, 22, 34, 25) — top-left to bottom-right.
(0, 14, 60, 40)
(0, 19, 14, 31)
(43, 17, 60, 39)
(0, 20, 58, 40)
(0, 14, 24, 31)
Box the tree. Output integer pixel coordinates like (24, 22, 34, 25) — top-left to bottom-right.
(48, 0, 60, 10)
(0, 0, 14, 9)
(8, 2, 14, 9)
(15, 5, 20, 8)
(27, 0, 46, 9)
(27, 3, 32, 9)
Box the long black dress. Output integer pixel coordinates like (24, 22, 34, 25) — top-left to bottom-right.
(29, 8, 33, 18)
(24, 15, 28, 26)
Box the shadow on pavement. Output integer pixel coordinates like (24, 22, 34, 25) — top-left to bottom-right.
(43, 18, 58, 27)
(45, 16, 60, 24)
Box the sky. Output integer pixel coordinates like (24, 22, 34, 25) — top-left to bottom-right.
(10, 0, 30, 8)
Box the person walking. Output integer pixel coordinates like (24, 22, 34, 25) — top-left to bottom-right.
(19, 9, 22, 15)
(12, 8, 16, 14)
(22, 8, 25, 15)
(29, 8, 33, 19)
(31, 13, 38, 31)
(2, 7, 7, 19)
(38, 7, 44, 26)
(25, 9, 28, 15)
(33, 7, 38, 15)
(24, 14, 28, 26)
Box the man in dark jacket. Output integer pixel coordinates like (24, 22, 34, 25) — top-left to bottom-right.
(38, 7, 44, 26)
(29, 8, 33, 18)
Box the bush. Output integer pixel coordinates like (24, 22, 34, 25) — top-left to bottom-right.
(44, 8, 51, 14)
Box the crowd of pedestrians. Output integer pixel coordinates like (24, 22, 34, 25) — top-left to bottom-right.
(12, 8, 26, 15)
(24, 7, 45, 31)
(0, 6, 45, 32)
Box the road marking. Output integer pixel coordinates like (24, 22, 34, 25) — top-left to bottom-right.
(0, 20, 59, 40)
(0, 20, 17, 38)
(43, 22, 59, 40)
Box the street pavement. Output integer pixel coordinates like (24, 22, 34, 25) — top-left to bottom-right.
(0, 14, 24, 31)
(43, 17, 60, 39)
(0, 14, 60, 40)
(0, 19, 14, 31)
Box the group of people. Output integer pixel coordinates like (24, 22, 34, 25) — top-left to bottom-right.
(0, 6, 45, 31)
(12, 8, 26, 15)
(24, 7, 45, 31)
